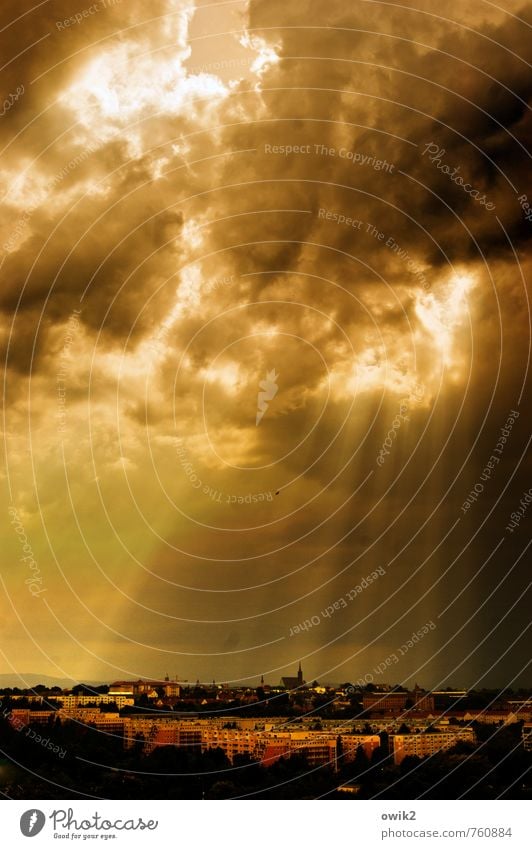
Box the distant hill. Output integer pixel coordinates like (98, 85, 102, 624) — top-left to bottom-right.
(0, 673, 106, 689)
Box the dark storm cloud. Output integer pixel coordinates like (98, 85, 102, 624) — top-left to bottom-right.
(0, 2, 200, 372)
(235, 0, 532, 265)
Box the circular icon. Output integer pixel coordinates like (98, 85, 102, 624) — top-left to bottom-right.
(20, 810, 46, 837)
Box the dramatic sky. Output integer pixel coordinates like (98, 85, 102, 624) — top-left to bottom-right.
(1, 0, 530, 689)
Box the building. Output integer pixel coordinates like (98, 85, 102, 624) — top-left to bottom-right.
(110, 678, 181, 698)
(88, 713, 125, 733)
(505, 700, 532, 721)
(257, 731, 379, 770)
(337, 783, 362, 795)
(281, 662, 305, 691)
(123, 719, 203, 754)
(5, 709, 55, 728)
(58, 694, 134, 709)
(391, 728, 475, 765)
(339, 734, 381, 763)
(58, 707, 105, 723)
(121, 717, 380, 771)
(260, 738, 290, 766)
(522, 724, 532, 752)
(292, 737, 338, 770)
(257, 732, 338, 769)
(431, 691, 468, 711)
(202, 728, 259, 761)
(362, 686, 434, 714)
(456, 710, 525, 725)
(8, 695, 48, 705)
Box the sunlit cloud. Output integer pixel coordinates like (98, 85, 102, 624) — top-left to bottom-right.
(415, 273, 474, 368)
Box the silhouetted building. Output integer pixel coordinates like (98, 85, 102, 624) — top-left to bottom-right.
(281, 662, 305, 690)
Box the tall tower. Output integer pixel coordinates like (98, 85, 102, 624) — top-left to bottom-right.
(297, 661, 303, 687)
